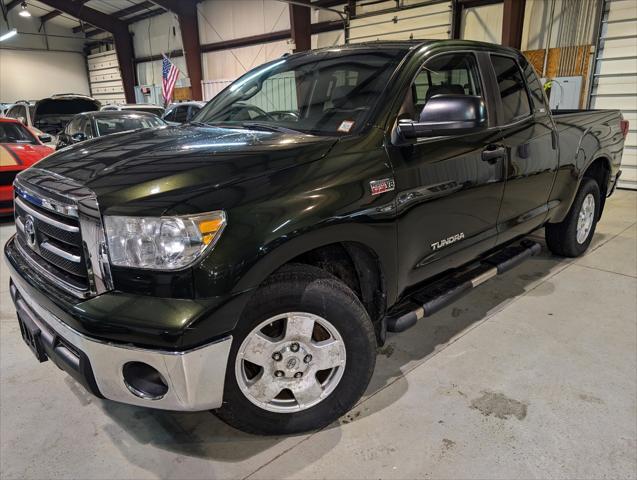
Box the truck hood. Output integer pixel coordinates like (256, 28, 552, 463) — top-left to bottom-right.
(34, 125, 338, 214)
(34, 96, 101, 136)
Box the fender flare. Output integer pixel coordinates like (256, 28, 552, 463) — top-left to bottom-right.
(232, 222, 398, 303)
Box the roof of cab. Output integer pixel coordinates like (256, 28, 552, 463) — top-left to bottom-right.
(308, 39, 520, 55)
(81, 110, 161, 118)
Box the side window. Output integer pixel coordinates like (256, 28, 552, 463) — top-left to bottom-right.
(82, 118, 94, 138)
(490, 55, 531, 124)
(406, 53, 483, 121)
(66, 117, 81, 135)
(163, 108, 176, 122)
(520, 58, 548, 113)
(7, 105, 26, 120)
(173, 106, 188, 123)
(187, 106, 201, 120)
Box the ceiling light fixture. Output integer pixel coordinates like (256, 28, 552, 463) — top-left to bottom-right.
(19, 2, 31, 17)
(0, 29, 18, 41)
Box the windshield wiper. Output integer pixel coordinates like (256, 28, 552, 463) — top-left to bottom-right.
(239, 122, 302, 134)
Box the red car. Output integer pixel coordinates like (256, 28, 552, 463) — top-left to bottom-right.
(0, 118, 54, 216)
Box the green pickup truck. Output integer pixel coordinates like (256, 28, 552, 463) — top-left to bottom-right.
(5, 40, 626, 435)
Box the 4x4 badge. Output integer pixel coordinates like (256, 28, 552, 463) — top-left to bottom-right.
(370, 178, 395, 196)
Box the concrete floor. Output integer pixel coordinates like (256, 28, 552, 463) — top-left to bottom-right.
(1, 190, 635, 480)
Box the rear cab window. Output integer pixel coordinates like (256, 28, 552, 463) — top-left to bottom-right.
(519, 58, 549, 113)
(490, 55, 532, 124)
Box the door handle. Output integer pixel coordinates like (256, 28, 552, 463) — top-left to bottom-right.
(481, 146, 506, 164)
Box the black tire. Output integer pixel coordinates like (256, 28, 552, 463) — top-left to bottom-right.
(545, 178, 600, 257)
(215, 264, 376, 435)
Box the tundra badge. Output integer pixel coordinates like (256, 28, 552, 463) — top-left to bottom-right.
(431, 233, 465, 251)
(370, 178, 395, 195)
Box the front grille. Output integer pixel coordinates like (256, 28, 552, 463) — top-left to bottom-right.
(14, 194, 89, 293)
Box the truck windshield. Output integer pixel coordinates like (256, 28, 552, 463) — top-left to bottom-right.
(195, 49, 406, 136)
(94, 114, 166, 137)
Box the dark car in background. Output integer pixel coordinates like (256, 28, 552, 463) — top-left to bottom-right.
(56, 111, 166, 149)
(101, 104, 165, 117)
(162, 101, 206, 125)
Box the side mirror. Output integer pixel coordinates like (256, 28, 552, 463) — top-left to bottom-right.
(71, 132, 87, 143)
(397, 94, 487, 139)
(38, 134, 52, 143)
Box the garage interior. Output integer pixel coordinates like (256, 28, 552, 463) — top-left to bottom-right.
(0, 0, 636, 479)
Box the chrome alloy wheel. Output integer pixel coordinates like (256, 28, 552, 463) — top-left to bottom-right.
(576, 193, 596, 244)
(235, 312, 346, 413)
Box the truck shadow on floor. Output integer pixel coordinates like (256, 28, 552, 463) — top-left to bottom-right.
(98, 242, 568, 473)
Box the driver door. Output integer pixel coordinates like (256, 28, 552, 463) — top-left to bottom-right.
(386, 51, 506, 290)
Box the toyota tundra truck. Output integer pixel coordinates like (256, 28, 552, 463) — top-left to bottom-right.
(4, 40, 627, 435)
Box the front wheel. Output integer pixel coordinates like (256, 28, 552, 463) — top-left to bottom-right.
(215, 264, 376, 435)
(546, 178, 600, 257)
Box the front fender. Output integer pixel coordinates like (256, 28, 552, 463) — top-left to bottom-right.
(233, 222, 398, 303)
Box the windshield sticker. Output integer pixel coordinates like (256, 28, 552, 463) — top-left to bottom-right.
(337, 120, 355, 133)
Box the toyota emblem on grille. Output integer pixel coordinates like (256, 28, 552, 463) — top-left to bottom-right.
(24, 215, 37, 248)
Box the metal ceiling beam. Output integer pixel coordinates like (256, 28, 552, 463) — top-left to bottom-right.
(289, 0, 312, 52)
(150, 0, 203, 101)
(79, 8, 166, 37)
(312, 0, 347, 7)
(37, 0, 137, 103)
(6, 0, 21, 12)
(124, 6, 166, 24)
(40, 0, 88, 24)
(501, 0, 525, 48)
(135, 19, 342, 64)
(72, 1, 165, 33)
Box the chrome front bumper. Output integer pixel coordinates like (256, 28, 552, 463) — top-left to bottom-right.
(11, 280, 233, 412)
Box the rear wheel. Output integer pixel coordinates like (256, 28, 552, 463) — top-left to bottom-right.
(215, 264, 376, 435)
(546, 178, 600, 257)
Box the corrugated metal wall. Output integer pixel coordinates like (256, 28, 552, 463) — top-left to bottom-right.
(589, 0, 637, 190)
(348, 1, 452, 43)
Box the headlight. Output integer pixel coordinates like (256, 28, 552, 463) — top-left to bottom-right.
(104, 211, 226, 270)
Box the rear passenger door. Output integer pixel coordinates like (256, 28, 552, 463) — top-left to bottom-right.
(489, 54, 559, 242)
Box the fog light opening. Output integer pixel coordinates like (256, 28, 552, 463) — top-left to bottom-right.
(122, 362, 168, 400)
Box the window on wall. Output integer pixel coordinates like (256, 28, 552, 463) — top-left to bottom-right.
(490, 55, 531, 124)
(407, 53, 483, 121)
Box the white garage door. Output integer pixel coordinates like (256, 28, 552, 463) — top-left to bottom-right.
(348, 1, 452, 43)
(87, 50, 126, 107)
(589, 0, 637, 190)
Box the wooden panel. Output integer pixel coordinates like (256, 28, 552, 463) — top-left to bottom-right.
(173, 87, 192, 102)
(523, 45, 592, 108)
(523, 45, 592, 78)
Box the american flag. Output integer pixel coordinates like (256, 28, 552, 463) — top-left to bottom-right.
(162, 54, 180, 105)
